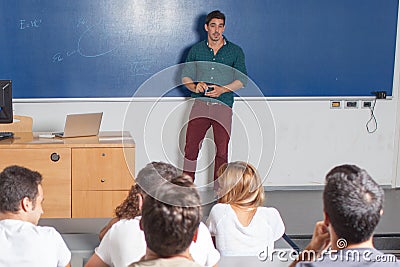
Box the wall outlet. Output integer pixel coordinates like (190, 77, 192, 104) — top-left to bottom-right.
(330, 100, 342, 109)
(345, 100, 358, 108)
(362, 101, 372, 108)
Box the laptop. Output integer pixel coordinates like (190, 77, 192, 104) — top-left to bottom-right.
(54, 112, 103, 138)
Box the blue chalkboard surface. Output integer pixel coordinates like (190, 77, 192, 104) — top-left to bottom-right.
(0, 0, 398, 98)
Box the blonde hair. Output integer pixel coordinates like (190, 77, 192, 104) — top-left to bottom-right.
(217, 161, 265, 208)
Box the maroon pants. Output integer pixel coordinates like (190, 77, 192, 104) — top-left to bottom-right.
(183, 99, 233, 182)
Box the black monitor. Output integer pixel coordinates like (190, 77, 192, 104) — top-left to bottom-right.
(0, 80, 13, 123)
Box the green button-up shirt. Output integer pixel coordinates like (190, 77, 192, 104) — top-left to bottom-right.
(182, 38, 247, 107)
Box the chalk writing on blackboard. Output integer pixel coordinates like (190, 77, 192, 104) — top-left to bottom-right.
(52, 18, 118, 62)
(20, 19, 42, 30)
(77, 23, 118, 58)
(130, 61, 157, 76)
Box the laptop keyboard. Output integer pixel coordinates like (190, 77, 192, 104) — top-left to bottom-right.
(53, 132, 64, 137)
(0, 131, 14, 140)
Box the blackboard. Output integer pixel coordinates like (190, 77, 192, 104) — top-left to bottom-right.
(0, 0, 398, 98)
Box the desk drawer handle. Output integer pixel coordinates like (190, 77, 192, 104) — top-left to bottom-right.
(100, 178, 106, 183)
(50, 153, 60, 162)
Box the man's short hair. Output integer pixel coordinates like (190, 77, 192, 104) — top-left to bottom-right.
(141, 174, 201, 257)
(0, 165, 43, 213)
(135, 161, 178, 196)
(205, 10, 225, 25)
(323, 164, 384, 244)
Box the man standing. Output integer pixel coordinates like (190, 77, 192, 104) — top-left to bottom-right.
(182, 10, 247, 185)
(0, 165, 71, 267)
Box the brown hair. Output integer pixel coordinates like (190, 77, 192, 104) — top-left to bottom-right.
(141, 174, 201, 257)
(0, 165, 43, 212)
(217, 161, 264, 208)
(114, 161, 178, 219)
(205, 10, 225, 25)
(115, 184, 142, 219)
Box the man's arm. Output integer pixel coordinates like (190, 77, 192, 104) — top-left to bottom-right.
(204, 80, 244, 98)
(182, 76, 243, 97)
(182, 77, 207, 93)
(84, 254, 110, 267)
(289, 221, 330, 267)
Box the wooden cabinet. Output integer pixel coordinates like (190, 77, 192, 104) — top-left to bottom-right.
(72, 148, 134, 190)
(0, 147, 71, 218)
(0, 132, 135, 218)
(72, 191, 129, 218)
(72, 147, 135, 217)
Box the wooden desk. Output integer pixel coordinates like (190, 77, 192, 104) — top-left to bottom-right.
(0, 131, 135, 218)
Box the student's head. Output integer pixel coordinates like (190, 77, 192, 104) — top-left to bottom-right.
(217, 161, 264, 208)
(115, 161, 177, 219)
(0, 165, 44, 225)
(140, 174, 201, 257)
(205, 10, 226, 26)
(323, 164, 384, 245)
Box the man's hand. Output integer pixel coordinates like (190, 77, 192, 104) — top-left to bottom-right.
(306, 221, 331, 253)
(289, 221, 330, 267)
(195, 82, 208, 93)
(204, 85, 228, 98)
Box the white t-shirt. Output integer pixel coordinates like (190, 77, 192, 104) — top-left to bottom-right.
(129, 257, 203, 267)
(0, 219, 71, 267)
(206, 203, 285, 256)
(95, 217, 146, 267)
(190, 221, 220, 267)
(95, 217, 220, 267)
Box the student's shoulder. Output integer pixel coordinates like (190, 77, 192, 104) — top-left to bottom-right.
(258, 206, 280, 213)
(34, 224, 62, 236)
(257, 206, 283, 219)
(208, 203, 230, 219)
(198, 221, 208, 231)
(130, 257, 202, 267)
(296, 249, 400, 267)
(108, 217, 142, 235)
(1, 220, 57, 236)
(210, 203, 229, 212)
(34, 224, 70, 248)
(113, 217, 141, 227)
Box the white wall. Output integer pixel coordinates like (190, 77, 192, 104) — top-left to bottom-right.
(13, 94, 399, 188)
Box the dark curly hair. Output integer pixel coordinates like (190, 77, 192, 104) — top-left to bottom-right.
(114, 161, 178, 219)
(115, 184, 142, 219)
